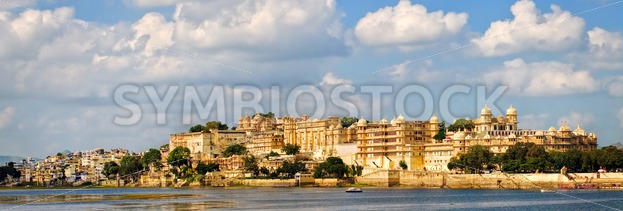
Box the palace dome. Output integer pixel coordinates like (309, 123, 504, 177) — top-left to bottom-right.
(574, 123, 586, 135)
(357, 117, 367, 127)
(429, 115, 438, 123)
(396, 114, 406, 124)
(506, 104, 517, 116)
(559, 124, 572, 132)
(380, 119, 388, 124)
(549, 126, 557, 132)
(453, 131, 466, 140)
(481, 104, 492, 116)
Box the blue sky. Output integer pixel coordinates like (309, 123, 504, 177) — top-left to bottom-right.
(0, 0, 622, 158)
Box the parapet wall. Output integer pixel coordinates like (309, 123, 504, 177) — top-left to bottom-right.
(356, 171, 623, 189)
(236, 179, 296, 187)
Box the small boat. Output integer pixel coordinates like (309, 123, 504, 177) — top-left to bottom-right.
(540, 189, 557, 193)
(345, 187, 362, 193)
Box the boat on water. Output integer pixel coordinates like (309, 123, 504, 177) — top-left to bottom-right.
(345, 187, 363, 193)
(540, 189, 557, 193)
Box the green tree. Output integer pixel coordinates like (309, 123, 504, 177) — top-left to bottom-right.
(314, 157, 348, 179)
(340, 117, 358, 128)
(207, 163, 220, 172)
(548, 151, 566, 170)
(599, 146, 623, 171)
(254, 112, 275, 118)
(205, 121, 228, 131)
(0, 163, 21, 182)
(503, 142, 533, 162)
(189, 124, 205, 132)
(502, 159, 522, 172)
(179, 166, 194, 178)
(564, 148, 585, 171)
(196, 162, 220, 175)
(347, 164, 364, 177)
(278, 160, 307, 178)
(527, 144, 548, 159)
(450, 145, 494, 173)
(268, 151, 280, 157)
(141, 148, 162, 170)
(355, 165, 364, 176)
(433, 121, 447, 143)
(499, 142, 552, 173)
(222, 144, 247, 158)
(520, 157, 549, 172)
(447, 118, 476, 132)
(160, 144, 169, 152)
(447, 156, 462, 171)
(265, 151, 280, 159)
(119, 156, 142, 181)
(231, 126, 238, 130)
(282, 144, 300, 155)
(260, 167, 270, 176)
(167, 146, 191, 168)
(399, 160, 408, 170)
(102, 161, 119, 179)
(243, 155, 260, 177)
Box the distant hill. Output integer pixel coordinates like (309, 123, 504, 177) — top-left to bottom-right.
(0, 156, 40, 165)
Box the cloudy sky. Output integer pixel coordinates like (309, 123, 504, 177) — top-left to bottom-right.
(1, 0, 622, 158)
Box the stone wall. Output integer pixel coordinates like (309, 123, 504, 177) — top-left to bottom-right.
(139, 176, 173, 187)
(236, 179, 296, 187)
(356, 171, 623, 189)
(315, 178, 338, 187)
(356, 169, 401, 187)
(399, 171, 444, 187)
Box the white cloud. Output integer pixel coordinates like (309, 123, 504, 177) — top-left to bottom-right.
(0, 3, 354, 156)
(605, 76, 623, 97)
(0, 2, 348, 98)
(0, 7, 74, 62)
(319, 72, 352, 86)
(519, 113, 549, 129)
(388, 60, 439, 83)
(126, 0, 191, 7)
(618, 107, 623, 128)
(131, 12, 174, 56)
(354, 0, 467, 47)
(126, 1, 349, 61)
(558, 112, 594, 127)
(0, 106, 15, 129)
(472, 0, 584, 57)
(172, 0, 348, 60)
(585, 27, 623, 70)
(483, 59, 598, 96)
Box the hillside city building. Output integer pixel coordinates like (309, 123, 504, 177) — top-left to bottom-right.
(9, 105, 598, 186)
(166, 105, 597, 173)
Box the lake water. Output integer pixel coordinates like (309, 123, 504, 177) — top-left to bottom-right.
(0, 188, 622, 210)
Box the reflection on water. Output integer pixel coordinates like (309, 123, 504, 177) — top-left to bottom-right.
(0, 188, 622, 210)
(0, 193, 202, 204)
